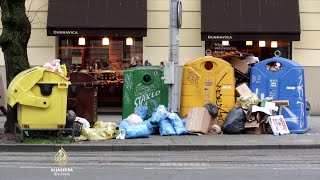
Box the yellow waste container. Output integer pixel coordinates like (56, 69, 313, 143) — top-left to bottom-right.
(6, 67, 69, 129)
(180, 56, 235, 126)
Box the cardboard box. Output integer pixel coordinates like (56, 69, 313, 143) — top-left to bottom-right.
(246, 105, 271, 123)
(245, 123, 266, 134)
(272, 100, 289, 106)
(236, 83, 252, 96)
(245, 105, 270, 134)
(186, 107, 213, 134)
(245, 120, 260, 128)
(229, 57, 249, 74)
(245, 120, 267, 134)
(268, 115, 290, 135)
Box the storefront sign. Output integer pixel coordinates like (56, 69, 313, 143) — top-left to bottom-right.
(213, 42, 237, 55)
(207, 35, 232, 40)
(53, 30, 78, 35)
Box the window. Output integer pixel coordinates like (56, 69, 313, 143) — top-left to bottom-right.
(205, 41, 291, 60)
(58, 37, 143, 71)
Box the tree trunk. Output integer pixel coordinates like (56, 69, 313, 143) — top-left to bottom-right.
(0, 0, 31, 133)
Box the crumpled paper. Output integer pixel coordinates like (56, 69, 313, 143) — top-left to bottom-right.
(236, 93, 260, 110)
(43, 59, 67, 78)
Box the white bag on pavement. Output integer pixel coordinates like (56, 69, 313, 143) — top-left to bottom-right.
(125, 113, 143, 125)
(75, 117, 90, 128)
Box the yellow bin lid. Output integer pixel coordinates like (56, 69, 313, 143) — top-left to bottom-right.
(6, 67, 49, 108)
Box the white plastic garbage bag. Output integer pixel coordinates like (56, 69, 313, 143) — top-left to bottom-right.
(125, 113, 143, 125)
(75, 117, 90, 128)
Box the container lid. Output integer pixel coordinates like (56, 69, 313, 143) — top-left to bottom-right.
(6, 67, 50, 108)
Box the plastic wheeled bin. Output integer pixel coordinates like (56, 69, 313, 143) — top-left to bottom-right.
(6, 67, 69, 129)
(180, 56, 235, 126)
(250, 57, 309, 134)
(68, 72, 99, 125)
(122, 66, 168, 119)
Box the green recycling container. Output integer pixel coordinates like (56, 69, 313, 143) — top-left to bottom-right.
(122, 66, 168, 119)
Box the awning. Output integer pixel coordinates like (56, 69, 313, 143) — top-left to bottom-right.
(201, 0, 301, 41)
(47, 0, 147, 37)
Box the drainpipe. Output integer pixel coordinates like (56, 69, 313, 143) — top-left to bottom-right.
(167, 0, 182, 113)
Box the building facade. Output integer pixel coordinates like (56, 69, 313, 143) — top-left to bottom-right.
(0, 0, 319, 114)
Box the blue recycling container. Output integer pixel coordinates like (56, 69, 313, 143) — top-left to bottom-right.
(250, 57, 309, 134)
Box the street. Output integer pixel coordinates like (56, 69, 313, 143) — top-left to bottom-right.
(1, 149, 320, 180)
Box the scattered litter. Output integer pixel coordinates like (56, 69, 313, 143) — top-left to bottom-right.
(148, 105, 168, 124)
(159, 119, 176, 136)
(75, 117, 90, 128)
(268, 115, 290, 136)
(167, 113, 188, 135)
(134, 106, 148, 120)
(210, 124, 222, 134)
(222, 107, 246, 134)
(125, 123, 150, 139)
(125, 113, 143, 125)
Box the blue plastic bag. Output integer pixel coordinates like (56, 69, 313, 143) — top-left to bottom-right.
(167, 113, 188, 135)
(159, 119, 176, 136)
(134, 106, 148, 120)
(149, 105, 168, 125)
(181, 118, 187, 127)
(125, 123, 150, 139)
(119, 120, 130, 129)
(143, 119, 159, 135)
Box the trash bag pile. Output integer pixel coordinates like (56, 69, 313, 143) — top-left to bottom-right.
(70, 105, 189, 141)
(67, 113, 119, 141)
(220, 90, 292, 136)
(118, 105, 188, 139)
(80, 121, 119, 141)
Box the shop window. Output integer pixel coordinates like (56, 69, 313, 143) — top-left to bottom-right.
(58, 37, 143, 72)
(205, 41, 291, 61)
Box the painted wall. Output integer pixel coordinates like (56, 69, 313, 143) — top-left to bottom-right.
(144, 0, 204, 66)
(292, 0, 320, 66)
(295, 0, 320, 114)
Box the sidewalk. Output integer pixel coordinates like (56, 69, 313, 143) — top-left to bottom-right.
(0, 115, 320, 152)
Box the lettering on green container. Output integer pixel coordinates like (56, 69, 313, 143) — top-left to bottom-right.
(134, 90, 161, 107)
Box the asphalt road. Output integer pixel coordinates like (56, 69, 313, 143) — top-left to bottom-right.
(1, 149, 320, 180)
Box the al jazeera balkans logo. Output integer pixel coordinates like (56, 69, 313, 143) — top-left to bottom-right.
(51, 147, 73, 176)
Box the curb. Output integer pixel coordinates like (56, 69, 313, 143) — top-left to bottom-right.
(1, 143, 320, 152)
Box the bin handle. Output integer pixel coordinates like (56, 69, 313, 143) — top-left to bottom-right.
(58, 82, 69, 89)
(19, 96, 50, 108)
(17, 91, 50, 108)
